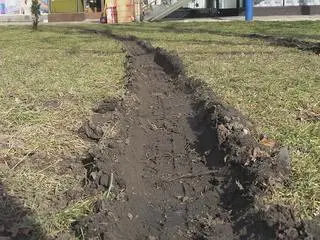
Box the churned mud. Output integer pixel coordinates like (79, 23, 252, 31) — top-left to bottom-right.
(74, 31, 319, 240)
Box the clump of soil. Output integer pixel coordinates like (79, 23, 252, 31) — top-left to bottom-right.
(73, 30, 319, 240)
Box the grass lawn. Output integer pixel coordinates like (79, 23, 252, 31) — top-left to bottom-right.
(0, 21, 319, 237)
(98, 21, 320, 219)
(0, 26, 125, 238)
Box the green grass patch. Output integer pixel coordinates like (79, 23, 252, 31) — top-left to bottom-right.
(0, 25, 125, 237)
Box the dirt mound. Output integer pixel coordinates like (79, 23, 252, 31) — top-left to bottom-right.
(247, 34, 320, 54)
(73, 31, 319, 240)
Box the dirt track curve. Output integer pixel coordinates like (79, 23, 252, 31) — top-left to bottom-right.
(74, 32, 319, 240)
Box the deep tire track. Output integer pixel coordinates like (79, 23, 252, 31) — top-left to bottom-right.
(246, 33, 320, 54)
(74, 31, 319, 240)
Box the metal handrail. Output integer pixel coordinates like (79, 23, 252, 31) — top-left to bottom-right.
(141, 0, 157, 11)
(141, 0, 172, 12)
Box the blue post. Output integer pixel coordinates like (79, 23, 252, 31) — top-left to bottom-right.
(245, 0, 253, 21)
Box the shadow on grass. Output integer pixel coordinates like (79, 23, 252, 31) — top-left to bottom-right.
(0, 183, 45, 240)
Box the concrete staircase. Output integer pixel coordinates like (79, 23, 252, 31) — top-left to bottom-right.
(143, 0, 191, 21)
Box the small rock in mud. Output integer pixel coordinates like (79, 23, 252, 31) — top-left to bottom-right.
(128, 213, 133, 220)
(90, 171, 97, 181)
(99, 174, 110, 188)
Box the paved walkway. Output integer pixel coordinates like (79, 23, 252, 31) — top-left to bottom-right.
(0, 18, 99, 25)
(0, 14, 320, 25)
(175, 15, 320, 22)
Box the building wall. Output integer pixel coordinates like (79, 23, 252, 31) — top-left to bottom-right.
(145, 0, 320, 10)
(197, 0, 320, 8)
(50, 0, 84, 13)
(0, 0, 48, 14)
(186, 0, 207, 8)
(213, 0, 320, 8)
(255, 0, 320, 6)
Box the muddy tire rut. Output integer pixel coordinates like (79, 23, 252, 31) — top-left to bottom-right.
(74, 32, 319, 240)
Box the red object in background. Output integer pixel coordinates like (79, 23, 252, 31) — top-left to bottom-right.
(107, 6, 118, 24)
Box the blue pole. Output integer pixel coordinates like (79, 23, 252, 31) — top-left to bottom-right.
(245, 0, 253, 21)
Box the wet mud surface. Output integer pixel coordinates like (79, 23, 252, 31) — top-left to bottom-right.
(74, 31, 319, 240)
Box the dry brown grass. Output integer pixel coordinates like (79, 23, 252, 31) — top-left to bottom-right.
(0, 25, 125, 237)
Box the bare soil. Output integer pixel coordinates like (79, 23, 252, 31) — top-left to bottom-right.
(1, 28, 319, 240)
(246, 34, 320, 54)
(73, 32, 319, 240)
